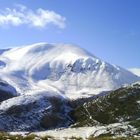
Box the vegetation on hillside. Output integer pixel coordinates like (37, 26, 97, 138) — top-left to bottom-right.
(73, 84, 140, 130)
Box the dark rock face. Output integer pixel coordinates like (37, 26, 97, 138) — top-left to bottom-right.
(0, 89, 15, 102)
(0, 81, 16, 102)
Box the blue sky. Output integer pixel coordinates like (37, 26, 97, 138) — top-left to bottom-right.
(0, 0, 139, 68)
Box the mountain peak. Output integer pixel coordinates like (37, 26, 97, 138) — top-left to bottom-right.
(2, 42, 95, 63)
(0, 43, 139, 99)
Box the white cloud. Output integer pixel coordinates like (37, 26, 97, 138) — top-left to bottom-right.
(0, 4, 66, 29)
(128, 68, 140, 77)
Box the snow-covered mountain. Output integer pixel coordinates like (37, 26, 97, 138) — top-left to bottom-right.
(0, 42, 139, 132)
(0, 42, 139, 99)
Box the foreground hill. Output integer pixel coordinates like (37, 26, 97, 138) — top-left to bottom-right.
(0, 93, 72, 131)
(73, 82, 140, 137)
(1, 82, 140, 138)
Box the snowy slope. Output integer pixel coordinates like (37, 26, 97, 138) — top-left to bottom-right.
(0, 42, 139, 99)
(0, 91, 71, 131)
(129, 68, 140, 77)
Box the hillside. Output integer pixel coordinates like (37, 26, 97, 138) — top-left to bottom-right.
(72, 82, 140, 137)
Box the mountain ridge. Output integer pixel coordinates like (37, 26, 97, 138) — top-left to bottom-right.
(0, 43, 139, 134)
(0, 42, 139, 99)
